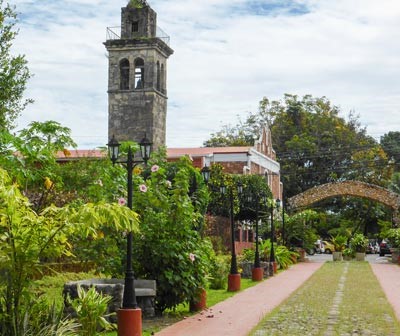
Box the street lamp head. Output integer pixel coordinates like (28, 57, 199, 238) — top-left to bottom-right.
(139, 133, 152, 164)
(107, 135, 121, 164)
(201, 165, 211, 184)
(237, 181, 243, 195)
(276, 198, 281, 209)
(220, 185, 227, 195)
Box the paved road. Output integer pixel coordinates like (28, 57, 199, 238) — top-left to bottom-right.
(306, 252, 392, 263)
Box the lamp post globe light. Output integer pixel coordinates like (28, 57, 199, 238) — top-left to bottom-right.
(107, 134, 151, 336)
(220, 182, 243, 292)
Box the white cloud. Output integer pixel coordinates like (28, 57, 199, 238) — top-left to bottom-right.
(9, 0, 400, 148)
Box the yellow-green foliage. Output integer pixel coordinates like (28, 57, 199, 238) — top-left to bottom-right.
(0, 168, 140, 335)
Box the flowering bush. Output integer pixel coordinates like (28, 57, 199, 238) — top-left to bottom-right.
(131, 155, 213, 313)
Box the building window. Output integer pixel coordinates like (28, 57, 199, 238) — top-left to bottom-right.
(156, 61, 161, 91)
(160, 63, 165, 93)
(119, 58, 130, 90)
(132, 21, 139, 33)
(134, 58, 144, 89)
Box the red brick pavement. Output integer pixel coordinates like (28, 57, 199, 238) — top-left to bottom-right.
(371, 263, 400, 321)
(155, 262, 323, 336)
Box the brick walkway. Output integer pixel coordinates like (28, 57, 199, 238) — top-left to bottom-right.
(371, 262, 400, 321)
(155, 261, 323, 336)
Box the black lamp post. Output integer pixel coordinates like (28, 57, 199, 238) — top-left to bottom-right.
(246, 193, 264, 281)
(220, 182, 243, 291)
(270, 198, 281, 275)
(107, 134, 151, 310)
(254, 195, 261, 269)
(281, 197, 286, 246)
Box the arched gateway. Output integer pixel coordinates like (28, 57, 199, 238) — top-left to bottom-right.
(287, 181, 400, 226)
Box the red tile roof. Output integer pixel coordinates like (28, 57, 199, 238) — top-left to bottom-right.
(55, 147, 252, 160)
(167, 147, 252, 157)
(56, 149, 105, 160)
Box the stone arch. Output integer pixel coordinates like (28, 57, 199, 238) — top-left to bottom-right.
(287, 181, 400, 225)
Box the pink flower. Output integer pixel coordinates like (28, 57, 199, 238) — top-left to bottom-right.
(118, 197, 127, 206)
(151, 164, 160, 172)
(189, 253, 196, 262)
(139, 184, 148, 192)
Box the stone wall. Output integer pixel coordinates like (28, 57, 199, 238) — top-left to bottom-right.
(288, 181, 400, 225)
(63, 279, 156, 323)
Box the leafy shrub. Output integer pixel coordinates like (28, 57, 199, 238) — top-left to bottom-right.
(275, 246, 298, 269)
(260, 239, 271, 261)
(239, 248, 255, 263)
(385, 228, 400, 248)
(209, 255, 230, 289)
(350, 233, 369, 252)
(209, 236, 228, 254)
(285, 210, 319, 249)
(67, 286, 114, 336)
(331, 234, 347, 252)
(23, 298, 79, 336)
(343, 247, 355, 258)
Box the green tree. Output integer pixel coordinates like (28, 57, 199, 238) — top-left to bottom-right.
(203, 94, 394, 235)
(381, 131, 400, 171)
(0, 1, 32, 132)
(204, 94, 386, 198)
(389, 172, 400, 194)
(0, 121, 76, 188)
(0, 168, 139, 335)
(285, 210, 320, 249)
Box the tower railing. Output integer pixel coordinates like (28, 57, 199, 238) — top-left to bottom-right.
(106, 27, 121, 40)
(106, 26, 170, 46)
(156, 27, 170, 46)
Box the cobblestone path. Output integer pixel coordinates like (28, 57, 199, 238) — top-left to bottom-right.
(252, 262, 400, 336)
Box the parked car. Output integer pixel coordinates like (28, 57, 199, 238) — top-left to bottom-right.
(379, 241, 393, 256)
(366, 242, 379, 254)
(322, 240, 335, 254)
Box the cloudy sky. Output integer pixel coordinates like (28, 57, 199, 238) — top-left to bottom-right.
(10, 0, 400, 148)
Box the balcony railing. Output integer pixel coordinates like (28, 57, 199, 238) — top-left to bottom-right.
(106, 27, 120, 40)
(106, 26, 170, 46)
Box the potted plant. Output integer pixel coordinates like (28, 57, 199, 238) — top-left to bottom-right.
(350, 233, 368, 261)
(331, 234, 347, 261)
(342, 247, 355, 261)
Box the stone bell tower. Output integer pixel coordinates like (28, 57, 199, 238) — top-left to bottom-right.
(104, 0, 173, 149)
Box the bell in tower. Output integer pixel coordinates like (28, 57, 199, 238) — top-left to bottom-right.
(104, 0, 174, 149)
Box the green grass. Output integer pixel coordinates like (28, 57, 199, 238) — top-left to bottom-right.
(32, 271, 99, 309)
(335, 262, 400, 335)
(250, 262, 400, 336)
